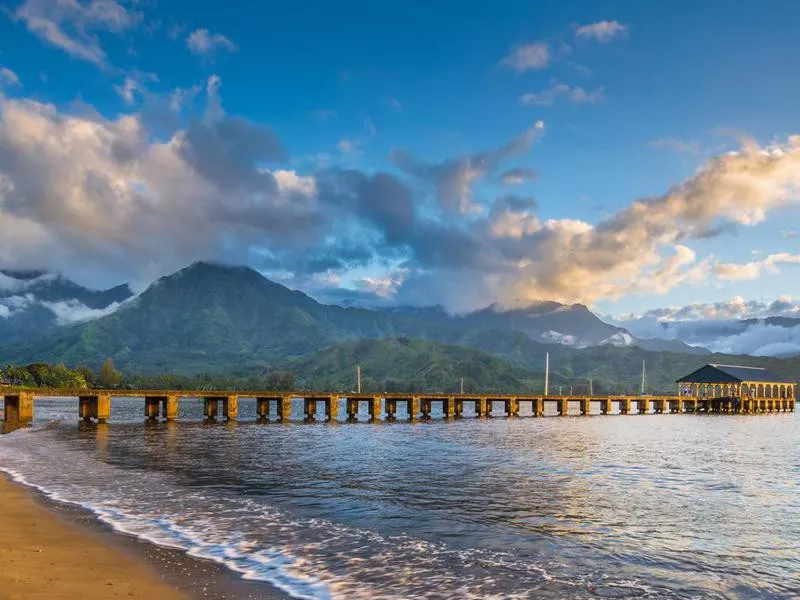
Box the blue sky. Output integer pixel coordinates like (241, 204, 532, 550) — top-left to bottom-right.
(0, 0, 799, 319)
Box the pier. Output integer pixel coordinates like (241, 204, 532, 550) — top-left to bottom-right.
(1, 387, 795, 425)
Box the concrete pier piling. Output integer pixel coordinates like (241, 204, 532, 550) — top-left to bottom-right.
(2, 386, 796, 427)
(557, 397, 568, 416)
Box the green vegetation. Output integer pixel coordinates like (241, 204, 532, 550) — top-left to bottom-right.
(0, 363, 88, 389)
(0, 263, 798, 394)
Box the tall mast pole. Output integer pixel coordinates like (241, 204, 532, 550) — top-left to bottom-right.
(545, 352, 550, 396)
(357, 365, 362, 394)
(641, 359, 646, 395)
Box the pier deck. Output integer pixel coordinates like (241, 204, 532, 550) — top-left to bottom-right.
(1, 388, 795, 425)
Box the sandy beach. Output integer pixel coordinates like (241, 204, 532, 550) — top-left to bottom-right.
(0, 474, 186, 600)
(0, 471, 287, 600)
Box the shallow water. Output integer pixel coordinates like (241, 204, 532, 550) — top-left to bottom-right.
(1, 398, 798, 599)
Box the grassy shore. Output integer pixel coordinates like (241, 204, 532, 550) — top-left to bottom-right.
(0, 475, 186, 599)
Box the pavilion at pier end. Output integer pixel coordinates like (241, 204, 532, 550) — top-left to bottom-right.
(676, 364, 796, 413)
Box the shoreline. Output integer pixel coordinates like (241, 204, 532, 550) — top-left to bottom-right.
(0, 471, 289, 600)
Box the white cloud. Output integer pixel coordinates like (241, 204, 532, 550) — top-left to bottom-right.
(502, 43, 551, 73)
(575, 20, 629, 43)
(113, 72, 157, 105)
(715, 253, 800, 281)
(0, 78, 337, 287)
(41, 298, 125, 325)
(782, 229, 798, 238)
(14, 0, 141, 68)
(521, 82, 604, 106)
(186, 28, 237, 56)
(0, 67, 21, 88)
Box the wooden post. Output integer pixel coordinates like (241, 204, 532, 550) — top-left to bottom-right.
(385, 398, 397, 421)
(369, 396, 381, 421)
(256, 397, 271, 420)
(421, 398, 432, 419)
(203, 397, 219, 420)
(558, 397, 568, 416)
(475, 397, 488, 417)
(443, 396, 456, 419)
(409, 397, 420, 420)
(638, 398, 649, 414)
(601, 398, 612, 415)
(279, 396, 292, 421)
(454, 398, 463, 418)
(581, 398, 591, 415)
(146, 396, 162, 420)
(346, 398, 359, 421)
(223, 395, 238, 420)
(304, 398, 317, 421)
(325, 396, 339, 421)
(162, 394, 178, 421)
(533, 397, 543, 417)
(3, 393, 34, 424)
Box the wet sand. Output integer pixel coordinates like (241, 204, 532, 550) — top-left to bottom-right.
(0, 474, 287, 600)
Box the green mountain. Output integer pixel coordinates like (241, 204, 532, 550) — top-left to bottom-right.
(1, 262, 798, 393)
(286, 337, 537, 393)
(0, 270, 132, 344)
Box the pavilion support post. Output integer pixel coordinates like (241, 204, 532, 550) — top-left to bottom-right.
(638, 398, 649, 414)
(620, 398, 630, 415)
(601, 398, 612, 415)
(580, 398, 591, 416)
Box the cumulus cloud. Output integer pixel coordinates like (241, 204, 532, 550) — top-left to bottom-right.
(392, 135, 800, 310)
(41, 298, 125, 324)
(0, 67, 21, 88)
(390, 122, 545, 215)
(186, 28, 237, 56)
(521, 82, 604, 106)
(0, 76, 330, 286)
(575, 20, 628, 43)
(2, 67, 800, 314)
(609, 296, 800, 356)
(715, 253, 800, 281)
(14, 0, 141, 68)
(502, 43, 551, 73)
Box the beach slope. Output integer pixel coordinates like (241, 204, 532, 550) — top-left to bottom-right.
(0, 476, 186, 600)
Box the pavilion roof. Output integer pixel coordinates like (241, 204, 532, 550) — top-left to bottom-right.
(676, 364, 795, 384)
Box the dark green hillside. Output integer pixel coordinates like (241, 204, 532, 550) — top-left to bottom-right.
(285, 338, 536, 393)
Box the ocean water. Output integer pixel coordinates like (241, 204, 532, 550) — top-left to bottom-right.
(0, 398, 798, 599)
